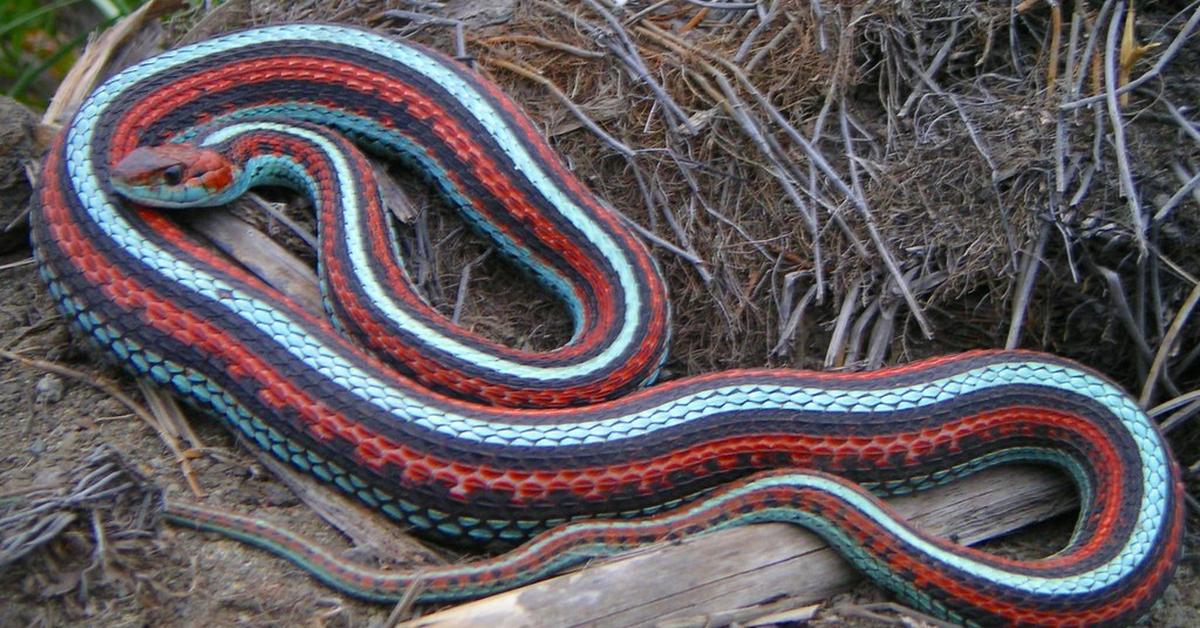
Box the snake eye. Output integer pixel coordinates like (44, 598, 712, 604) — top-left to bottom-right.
(162, 164, 184, 186)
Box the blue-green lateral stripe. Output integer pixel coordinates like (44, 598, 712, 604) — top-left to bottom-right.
(188, 103, 586, 329)
(45, 237, 1172, 595)
(54, 23, 1173, 614)
(78, 26, 650, 384)
(64, 30, 1162, 470)
(199, 121, 607, 382)
(167, 469, 1155, 611)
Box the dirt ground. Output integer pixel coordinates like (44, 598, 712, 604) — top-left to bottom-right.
(3, 1, 1200, 626)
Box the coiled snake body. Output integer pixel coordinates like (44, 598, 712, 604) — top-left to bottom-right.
(33, 24, 1183, 625)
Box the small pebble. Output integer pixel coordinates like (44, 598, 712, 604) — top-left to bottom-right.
(34, 374, 64, 404)
(262, 483, 300, 507)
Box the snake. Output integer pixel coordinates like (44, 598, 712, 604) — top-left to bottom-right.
(31, 23, 1183, 626)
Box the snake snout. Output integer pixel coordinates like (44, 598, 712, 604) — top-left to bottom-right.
(110, 143, 237, 207)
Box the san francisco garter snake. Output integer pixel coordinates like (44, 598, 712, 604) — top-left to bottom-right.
(32, 23, 1183, 625)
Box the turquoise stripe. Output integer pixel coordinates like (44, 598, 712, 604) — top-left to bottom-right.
(194, 105, 588, 333)
(76, 25, 657, 389)
(62, 24, 1170, 607)
(423, 467, 1163, 599)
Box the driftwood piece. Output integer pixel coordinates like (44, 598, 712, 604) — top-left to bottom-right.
(183, 208, 325, 314)
(405, 466, 1074, 628)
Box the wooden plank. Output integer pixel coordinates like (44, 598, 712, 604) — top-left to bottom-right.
(183, 209, 325, 315)
(404, 466, 1075, 628)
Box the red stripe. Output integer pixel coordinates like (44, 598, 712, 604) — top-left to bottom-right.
(104, 53, 669, 405)
(811, 476, 1177, 624)
(35, 173, 1151, 518)
(108, 56, 620, 330)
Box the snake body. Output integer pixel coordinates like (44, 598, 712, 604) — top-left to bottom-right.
(33, 24, 1183, 625)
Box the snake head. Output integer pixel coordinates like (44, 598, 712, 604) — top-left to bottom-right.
(111, 144, 241, 208)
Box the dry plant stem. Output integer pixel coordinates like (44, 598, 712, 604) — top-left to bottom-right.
(624, 0, 674, 25)
(1175, 327, 1200, 378)
(745, 19, 796, 72)
(137, 380, 204, 454)
(0, 512, 76, 566)
(1054, 108, 1073, 198)
(866, 301, 898, 370)
(0, 451, 149, 568)
(707, 71, 933, 335)
(771, 277, 816, 358)
(1096, 266, 1155, 361)
(1140, 277, 1200, 405)
(679, 6, 708, 33)
(579, 0, 696, 135)
(479, 34, 604, 59)
(732, 0, 779, 62)
(1170, 162, 1200, 212)
(844, 300, 880, 368)
(0, 258, 36, 271)
(246, 193, 318, 249)
(662, 148, 771, 260)
(1060, 4, 1200, 110)
(1067, 1, 1113, 103)
(1101, 2, 1147, 253)
(511, 5, 720, 285)
(618, 213, 711, 280)
(824, 282, 861, 368)
(1160, 97, 1200, 146)
(1154, 170, 1200, 225)
(1076, 103, 1107, 208)
(0, 349, 203, 497)
(88, 508, 109, 581)
(480, 55, 636, 158)
(647, 28, 837, 261)
(1159, 398, 1200, 435)
(375, 10, 461, 29)
(837, 100, 866, 212)
(648, 166, 700, 260)
(905, 54, 1011, 257)
(1150, 387, 1200, 420)
(1007, 223, 1052, 349)
(704, 70, 824, 296)
(898, 16, 962, 118)
(383, 577, 428, 628)
(453, 249, 492, 325)
(635, 19, 870, 265)
(1010, 1, 1028, 74)
(1155, 247, 1200, 288)
(681, 0, 759, 10)
(1063, 2, 1085, 104)
(627, 164, 660, 233)
(1045, 2, 1063, 104)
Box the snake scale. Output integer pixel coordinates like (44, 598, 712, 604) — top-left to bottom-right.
(32, 23, 1183, 625)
